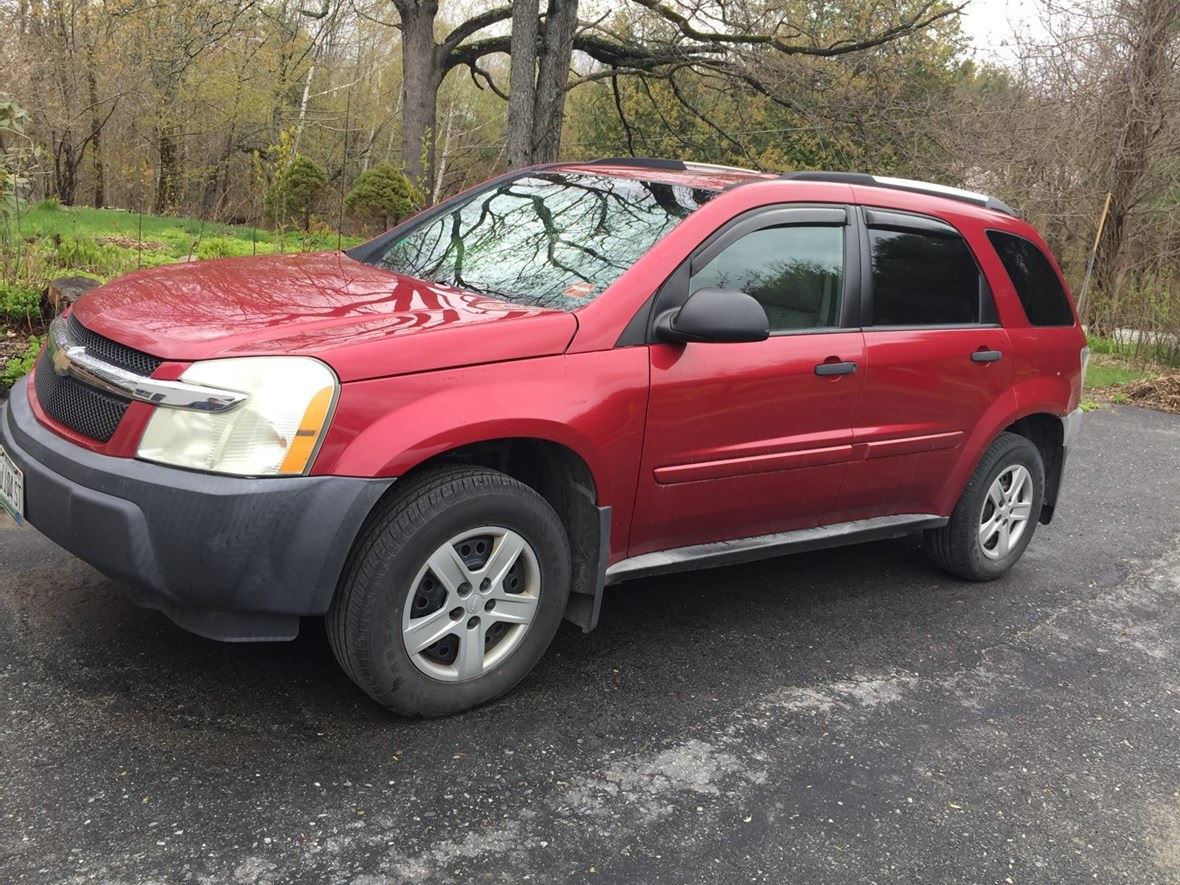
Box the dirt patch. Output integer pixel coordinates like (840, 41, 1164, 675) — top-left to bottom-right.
(1, 327, 32, 363)
(1121, 372, 1180, 414)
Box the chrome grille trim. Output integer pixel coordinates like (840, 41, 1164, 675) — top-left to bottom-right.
(46, 316, 247, 413)
(34, 349, 129, 442)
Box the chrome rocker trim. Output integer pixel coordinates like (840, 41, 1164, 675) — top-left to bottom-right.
(47, 317, 246, 413)
(604, 513, 948, 585)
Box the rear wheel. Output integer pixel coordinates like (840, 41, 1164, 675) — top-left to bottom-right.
(924, 432, 1044, 581)
(328, 465, 570, 716)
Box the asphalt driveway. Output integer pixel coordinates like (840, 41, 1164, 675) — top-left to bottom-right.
(1, 405, 1178, 884)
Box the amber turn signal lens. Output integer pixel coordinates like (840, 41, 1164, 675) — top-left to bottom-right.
(278, 385, 336, 475)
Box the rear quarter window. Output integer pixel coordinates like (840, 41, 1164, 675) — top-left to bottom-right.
(986, 230, 1075, 326)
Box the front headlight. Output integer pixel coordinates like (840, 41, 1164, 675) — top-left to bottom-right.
(137, 357, 338, 476)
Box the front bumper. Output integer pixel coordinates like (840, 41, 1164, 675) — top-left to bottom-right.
(1, 378, 393, 640)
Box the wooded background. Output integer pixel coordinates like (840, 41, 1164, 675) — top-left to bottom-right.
(0, 0, 1177, 346)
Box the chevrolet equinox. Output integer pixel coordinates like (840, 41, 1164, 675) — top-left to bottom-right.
(0, 160, 1087, 715)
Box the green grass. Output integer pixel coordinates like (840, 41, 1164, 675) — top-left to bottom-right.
(0, 334, 41, 387)
(0, 203, 366, 388)
(1085, 358, 1148, 389)
(0, 203, 364, 307)
(16, 201, 362, 255)
(1087, 333, 1180, 369)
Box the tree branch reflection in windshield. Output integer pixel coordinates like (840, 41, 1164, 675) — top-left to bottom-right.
(376, 172, 708, 310)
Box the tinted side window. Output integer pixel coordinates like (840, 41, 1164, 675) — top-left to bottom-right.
(987, 230, 1074, 326)
(689, 226, 844, 332)
(869, 229, 982, 325)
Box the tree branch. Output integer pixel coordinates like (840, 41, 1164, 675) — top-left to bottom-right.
(626, 0, 966, 57)
(440, 6, 513, 56)
(465, 60, 511, 100)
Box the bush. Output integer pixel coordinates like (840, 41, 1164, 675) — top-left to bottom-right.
(1086, 334, 1118, 355)
(267, 155, 328, 232)
(51, 234, 126, 276)
(51, 234, 175, 277)
(51, 269, 104, 284)
(345, 165, 420, 231)
(195, 237, 276, 260)
(156, 227, 198, 254)
(0, 281, 42, 322)
(1, 334, 42, 388)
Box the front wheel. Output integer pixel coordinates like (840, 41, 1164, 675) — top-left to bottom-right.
(924, 432, 1045, 581)
(328, 466, 570, 716)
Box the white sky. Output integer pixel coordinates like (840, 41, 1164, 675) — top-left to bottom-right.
(959, 0, 1052, 61)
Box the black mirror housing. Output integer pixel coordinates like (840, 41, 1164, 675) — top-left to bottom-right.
(656, 287, 770, 344)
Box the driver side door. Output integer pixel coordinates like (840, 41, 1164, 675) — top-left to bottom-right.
(628, 205, 866, 557)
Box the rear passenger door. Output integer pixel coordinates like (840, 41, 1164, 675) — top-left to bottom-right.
(836, 208, 1012, 520)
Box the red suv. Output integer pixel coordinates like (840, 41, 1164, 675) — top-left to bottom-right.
(0, 160, 1086, 715)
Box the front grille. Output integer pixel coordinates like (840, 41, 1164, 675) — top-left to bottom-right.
(32, 317, 162, 443)
(67, 314, 163, 376)
(34, 349, 130, 442)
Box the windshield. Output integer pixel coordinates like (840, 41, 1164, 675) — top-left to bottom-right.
(372, 171, 711, 310)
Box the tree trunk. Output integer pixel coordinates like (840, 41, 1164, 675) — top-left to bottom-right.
(271, 0, 293, 142)
(292, 58, 318, 154)
(1090, 0, 1179, 331)
(530, 0, 579, 163)
(432, 99, 456, 203)
(86, 63, 104, 208)
(154, 117, 183, 214)
(507, 0, 539, 168)
(293, 12, 332, 154)
(53, 134, 79, 206)
(396, 0, 443, 194)
(200, 124, 236, 219)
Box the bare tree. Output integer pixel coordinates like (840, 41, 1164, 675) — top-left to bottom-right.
(18, 0, 122, 206)
(508, 0, 579, 166)
(386, 1, 964, 191)
(132, 0, 259, 213)
(506, 0, 539, 167)
(1091, 0, 1180, 327)
(389, 1, 513, 192)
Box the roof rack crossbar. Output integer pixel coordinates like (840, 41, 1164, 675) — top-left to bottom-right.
(781, 171, 1017, 217)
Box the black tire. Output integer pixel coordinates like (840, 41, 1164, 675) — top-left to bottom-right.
(327, 465, 570, 717)
(924, 432, 1045, 581)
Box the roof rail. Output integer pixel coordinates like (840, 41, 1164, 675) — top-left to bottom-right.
(782, 171, 1017, 217)
(582, 157, 763, 176)
(685, 160, 763, 175)
(583, 157, 688, 171)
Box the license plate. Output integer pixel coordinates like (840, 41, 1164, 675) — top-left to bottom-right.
(0, 443, 24, 525)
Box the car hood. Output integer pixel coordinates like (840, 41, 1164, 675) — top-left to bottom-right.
(71, 251, 578, 382)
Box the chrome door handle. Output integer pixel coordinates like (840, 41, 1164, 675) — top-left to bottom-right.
(971, 349, 1002, 363)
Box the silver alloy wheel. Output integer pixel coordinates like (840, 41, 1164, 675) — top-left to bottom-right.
(401, 527, 541, 682)
(978, 464, 1034, 560)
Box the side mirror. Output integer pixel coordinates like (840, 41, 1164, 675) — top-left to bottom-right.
(655, 287, 770, 344)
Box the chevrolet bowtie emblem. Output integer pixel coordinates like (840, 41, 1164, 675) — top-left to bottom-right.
(51, 344, 73, 377)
